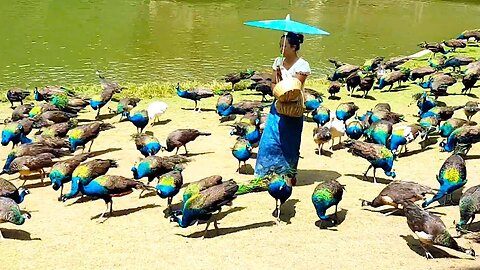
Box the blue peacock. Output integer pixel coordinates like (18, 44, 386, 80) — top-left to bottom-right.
(312, 179, 344, 226)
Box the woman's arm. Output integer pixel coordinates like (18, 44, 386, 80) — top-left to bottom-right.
(271, 69, 278, 91)
(295, 73, 308, 85)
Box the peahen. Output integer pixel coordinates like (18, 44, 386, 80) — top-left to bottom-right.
(361, 180, 434, 216)
(423, 154, 467, 208)
(312, 180, 344, 226)
(313, 126, 332, 155)
(409, 67, 436, 82)
(464, 101, 479, 122)
(402, 200, 475, 259)
(3, 153, 56, 187)
(175, 83, 214, 112)
(442, 39, 466, 51)
(165, 129, 211, 155)
(6, 88, 30, 108)
(224, 69, 255, 90)
(345, 140, 396, 183)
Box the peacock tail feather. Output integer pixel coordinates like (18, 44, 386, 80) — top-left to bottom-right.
(51, 94, 69, 109)
(236, 176, 270, 195)
(28, 106, 42, 118)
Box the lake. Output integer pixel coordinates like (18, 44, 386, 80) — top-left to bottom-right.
(0, 0, 479, 88)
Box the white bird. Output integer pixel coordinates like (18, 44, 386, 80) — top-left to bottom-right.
(147, 101, 168, 126)
(326, 114, 346, 150)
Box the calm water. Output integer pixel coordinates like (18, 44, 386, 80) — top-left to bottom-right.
(0, 0, 479, 88)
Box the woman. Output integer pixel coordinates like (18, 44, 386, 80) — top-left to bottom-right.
(254, 32, 311, 184)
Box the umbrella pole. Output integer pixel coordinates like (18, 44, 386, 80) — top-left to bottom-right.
(276, 33, 287, 83)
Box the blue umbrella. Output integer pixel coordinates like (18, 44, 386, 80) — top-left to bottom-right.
(244, 14, 330, 36)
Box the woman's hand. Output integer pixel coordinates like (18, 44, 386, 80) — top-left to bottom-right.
(295, 73, 308, 85)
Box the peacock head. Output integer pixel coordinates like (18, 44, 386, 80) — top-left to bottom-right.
(385, 170, 396, 179)
(69, 141, 78, 153)
(1, 130, 14, 146)
(131, 166, 139, 179)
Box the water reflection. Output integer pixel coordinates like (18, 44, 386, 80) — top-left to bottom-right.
(0, 0, 478, 88)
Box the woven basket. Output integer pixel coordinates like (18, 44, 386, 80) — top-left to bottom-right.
(275, 91, 306, 118)
(273, 77, 302, 102)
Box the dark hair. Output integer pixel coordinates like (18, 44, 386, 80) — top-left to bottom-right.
(282, 32, 304, 51)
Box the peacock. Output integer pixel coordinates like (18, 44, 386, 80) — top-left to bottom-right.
(362, 56, 384, 72)
(175, 83, 214, 112)
(313, 126, 332, 155)
(440, 125, 480, 154)
(132, 155, 189, 197)
(383, 56, 410, 70)
(68, 122, 114, 153)
(456, 184, 480, 234)
(3, 153, 56, 186)
(402, 200, 475, 259)
(418, 41, 449, 58)
(0, 197, 31, 239)
(110, 97, 141, 121)
(170, 179, 238, 239)
(1, 119, 34, 148)
(304, 88, 323, 112)
(439, 118, 468, 138)
(147, 101, 168, 126)
(312, 106, 330, 127)
(266, 172, 293, 224)
(231, 138, 252, 172)
(413, 92, 437, 115)
(165, 129, 211, 155)
(461, 73, 478, 95)
(6, 88, 30, 108)
(49, 153, 91, 200)
(31, 111, 77, 128)
(345, 120, 364, 140)
(62, 159, 118, 201)
(156, 168, 183, 213)
(423, 154, 467, 208)
(415, 73, 457, 99)
(182, 175, 223, 203)
(20, 135, 70, 149)
(335, 102, 359, 122)
(132, 133, 162, 157)
(0, 178, 29, 204)
(361, 180, 434, 216)
(387, 124, 424, 156)
(364, 120, 392, 146)
(373, 103, 391, 112)
(330, 64, 359, 81)
(420, 105, 464, 122)
(441, 56, 475, 72)
(312, 180, 344, 225)
(216, 92, 233, 117)
(123, 110, 149, 133)
(217, 100, 264, 117)
(358, 73, 375, 98)
(346, 72, 361, 95)
(345, 140, 396, 183)
(230, 122, 261, 145)
(326, 117, 346, 150)
(458, 29, 480, 41)
(90, 73, 124, 119)
(63, 175, 150, 223)
(34, 86, 74, 102)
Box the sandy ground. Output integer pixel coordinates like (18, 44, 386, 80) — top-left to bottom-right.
(0, 83, 480, 270)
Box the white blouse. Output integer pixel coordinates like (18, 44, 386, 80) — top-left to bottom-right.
(272, 57, 311, 80)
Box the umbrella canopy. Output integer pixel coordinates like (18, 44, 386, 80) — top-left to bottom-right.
(244, 14, 329, 35)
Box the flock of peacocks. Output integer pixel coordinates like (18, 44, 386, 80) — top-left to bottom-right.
(0, 29, 480, 259)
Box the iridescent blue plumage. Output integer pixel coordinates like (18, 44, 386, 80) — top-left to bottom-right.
(312, 106, 330, 127)
(304, 98, 322, 111)
(267, 173, 293, 223)
(423, 154, 466, 208)
(416, 92, 437, 115)
(140, 142, 161, 157)
(346, 121, 364, 140)
(156, 169, 183, 211)
(335, 102, 359, 122)
(232, 138, 252, 172)
(312, 180, 344, 225)
(124, 110, 149, 133)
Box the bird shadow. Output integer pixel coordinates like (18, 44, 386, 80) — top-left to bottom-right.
(314, 148, 333, 157)
(344, 173, 393, 185)
(181, 221, 276, 239)
(327, 96, 341, 100)
(96, 113, 117, 121)
(362, 207, 446, 216)
(466, 93, 478, 98)
(352, 94, 376, 100)
(296, 169, 342, 186)
(162, 201, 184, 218)
(151, 119, 171, 126)
(89, 148, 123, 157)
(0, 229, 41, 241)
(182, 151, 215, 157)
(465, 155, 480, 160)
(76, 118, 98, 123)
(90, 203, 159, 220)
(315, 209, 348, 230)
(398, 146, 433, 158)
(238, 164, 254, 175)
(275, 199, 299, 224)
(22, 180, 50, 189)
(181, 108, 216, 112)
(400, 235, 459, 259)
(67, 195, 99, 206)
(219, 115, 237, 123)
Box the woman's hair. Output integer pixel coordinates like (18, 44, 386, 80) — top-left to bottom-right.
(282, 32, 304, 51)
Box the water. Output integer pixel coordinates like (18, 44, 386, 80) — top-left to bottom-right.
(0, 0, 479, 88)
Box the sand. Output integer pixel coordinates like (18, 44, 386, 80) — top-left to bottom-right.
(0, 83, 479, 270)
